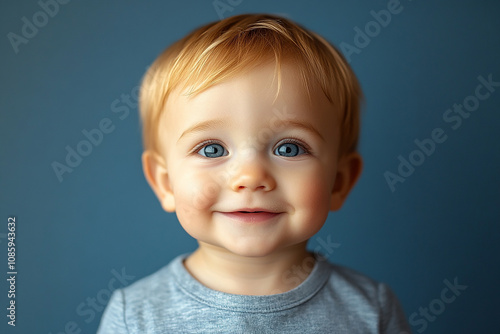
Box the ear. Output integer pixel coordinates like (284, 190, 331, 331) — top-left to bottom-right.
(330, 152, 363, 211)
(142, 150, 176, 212)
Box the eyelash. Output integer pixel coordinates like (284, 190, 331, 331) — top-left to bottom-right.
(190, 137, 312, 155)
(274, 137, 311, 155)
(190, 139, 223, 155)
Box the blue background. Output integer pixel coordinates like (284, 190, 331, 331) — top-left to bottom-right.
(1, 0, 499, 333)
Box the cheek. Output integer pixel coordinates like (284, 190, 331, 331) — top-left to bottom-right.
(281, 164, 333, 217)
(170, 168, 221, 240)
(298, 177, 331, 211)
(171, 166, 221, 213)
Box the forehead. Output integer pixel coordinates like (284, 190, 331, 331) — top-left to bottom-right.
(161, 62, 337, 144)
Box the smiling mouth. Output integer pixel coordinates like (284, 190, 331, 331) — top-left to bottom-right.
(219, 211, 282, 223)
(237, 210, 267, 213)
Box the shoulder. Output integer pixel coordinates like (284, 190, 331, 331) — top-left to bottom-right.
(315, 259, 411, 332)
(119, 255, 184, 307)
(97, 255, 185, 334)
(124, 262, 172, 295)
(323, 260, 381, 290)
(320, 259, 396, 304)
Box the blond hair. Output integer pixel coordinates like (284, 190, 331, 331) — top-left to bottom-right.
(139, 14, 362, 156)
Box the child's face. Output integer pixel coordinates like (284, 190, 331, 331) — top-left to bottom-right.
(145, 62, 361, 257)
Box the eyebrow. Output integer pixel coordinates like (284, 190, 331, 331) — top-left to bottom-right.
(177, 118, 325, 142)
(177, 119, 229, 143)
(279, 120, 325, 142)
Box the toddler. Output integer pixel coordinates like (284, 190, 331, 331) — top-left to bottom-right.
(98, 13, 411, 333)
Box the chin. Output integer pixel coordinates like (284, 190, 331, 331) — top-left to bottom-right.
(224, 241, 281, 258)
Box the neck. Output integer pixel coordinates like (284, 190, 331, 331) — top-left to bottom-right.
(183, 242, 316, 295)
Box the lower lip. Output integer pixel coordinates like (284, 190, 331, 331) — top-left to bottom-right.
(219, 212, 281, 223)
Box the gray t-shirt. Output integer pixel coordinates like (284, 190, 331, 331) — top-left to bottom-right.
(97, 254, 411, 333)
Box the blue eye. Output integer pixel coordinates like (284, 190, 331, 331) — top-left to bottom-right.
(274, 142, 306, 157)
(197, 143, 227, 158)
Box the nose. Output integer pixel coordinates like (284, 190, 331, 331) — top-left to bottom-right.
(229, 156, 276, 192)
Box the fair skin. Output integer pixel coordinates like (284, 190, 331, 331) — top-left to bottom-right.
(143, 61, 362, 295)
